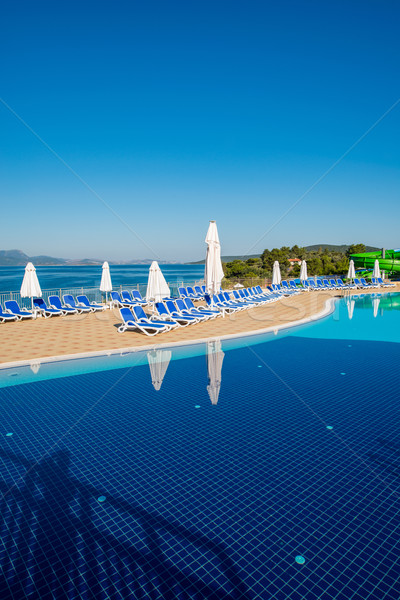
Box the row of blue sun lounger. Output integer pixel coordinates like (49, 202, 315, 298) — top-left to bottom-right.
(274, 277, 394, 292)
(0, 294, 106, 322)
(118, 286, 289, 335)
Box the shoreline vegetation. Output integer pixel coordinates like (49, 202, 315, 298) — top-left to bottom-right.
(223, 243, 373, 282)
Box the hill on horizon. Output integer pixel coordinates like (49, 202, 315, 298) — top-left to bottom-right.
(187, 244, 382, 264)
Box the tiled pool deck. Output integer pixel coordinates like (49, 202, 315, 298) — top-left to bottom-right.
(0, 287, 396, 367)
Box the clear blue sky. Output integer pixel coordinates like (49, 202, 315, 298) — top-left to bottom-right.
(1, 0, 399, 261)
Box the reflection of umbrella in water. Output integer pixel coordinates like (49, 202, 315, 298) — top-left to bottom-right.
(147, 349, 171, 391)
(30, 361, 41, 374)
(372, 297, 380, 318)
(206, 339, 224, 405)
(347, 299, 355, 320)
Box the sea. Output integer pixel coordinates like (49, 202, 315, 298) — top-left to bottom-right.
(0, 264, 205, 294)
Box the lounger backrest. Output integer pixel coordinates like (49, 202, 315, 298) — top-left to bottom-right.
(378, 278, 384, 284)
(337, 279, 344, 285)
(178, 287, 187, 297)
(354, 279, 361, 284)
(361, 278, 369, 285)
(132, 290, 144, 301)
(309, 281, 316, 288)
(201, 286, 206, 292)
(204, 294, 212, 306)
(155, 302, 168, 316)
(49, 295, 62, 309)
(233, 290, 241, 300)
(110, 291, 121, 302)
(329, 280, 336, 286)
(120, 307, 134, 322)
(289, 281, 297, 289)
(165, 300, 177, 314)
(187, 286, 196, 295)
(194, 286, 203, 295)
(63, 294, 76, 306)
(121, 291, 132, 301)
(322, 279, 329, 285)
(34, 298, 45, 308)
(176, 299, 186, 312)
(133, 305, 147, 320)
(77, 295, 90, 306)
(5, 300, 22, 313)
(281, 281, 289, 288)
(184, 298, 195, 310)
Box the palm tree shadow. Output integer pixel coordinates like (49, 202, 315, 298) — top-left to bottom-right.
(0, 447, 252, 600)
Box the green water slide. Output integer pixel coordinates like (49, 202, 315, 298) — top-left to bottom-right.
(351, 248, 400, 275)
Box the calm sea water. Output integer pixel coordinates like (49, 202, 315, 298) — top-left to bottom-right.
(0, 264, 205, 293)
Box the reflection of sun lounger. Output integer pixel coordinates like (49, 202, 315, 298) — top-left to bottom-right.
(33, 298, 62, 318)
(4, 300, 33, 320)
(48, 295, 78, 314)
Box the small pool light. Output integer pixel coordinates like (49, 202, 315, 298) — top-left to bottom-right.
(195, 405, 201, 409)
(97, 496, 106, 503)
(295, 555, 305, 565)
(340, 372, 346, 375)
(326, 426, 333, 430)
(5, 432, 13, 437)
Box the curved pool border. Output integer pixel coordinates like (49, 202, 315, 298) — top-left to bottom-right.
(0, 296, 337, 371)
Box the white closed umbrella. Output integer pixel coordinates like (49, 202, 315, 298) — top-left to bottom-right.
(146, 261, 171, 303)
(20, 262, 42, 311)
(372, 297, 380, 318)
(300, 260, 307, 281)
(205, 221, 224, 299)
(372, 259, 381, 280)
(147, 349, 171, 391)
(206, 339, 224, 405)
(272, 261, 281, 286)
(100, 262, 112, 302)
(347, 298, 355, 320)
(347, 259, 355, 283)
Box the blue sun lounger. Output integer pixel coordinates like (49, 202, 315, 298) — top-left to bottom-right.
(131, 290, 148, 305)
(118, 308, 169, 335)
(0, 303, 18, 322)
(63, 294, 92, 313)
(77, 295, 105, 312)
(175, 298, 208, 321)
(164, 300, 199, 324)
(33, 298, 62, 318)
(110, 291, 136, 308)
(373, 277, 394, 288)
(183, 297, 219, 318)
(48, 295, 78, 314)
(4, 300, 33, 320)
(132, 305, 178, 331)
(155, 302, 190, 327)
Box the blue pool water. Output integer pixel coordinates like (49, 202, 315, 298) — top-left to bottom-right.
(0, 294, 400, 599)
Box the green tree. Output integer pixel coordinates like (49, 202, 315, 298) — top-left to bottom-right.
(346, 243, 366, 257)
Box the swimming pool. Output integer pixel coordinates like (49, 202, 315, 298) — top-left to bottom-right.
(1, 294, 399, 599)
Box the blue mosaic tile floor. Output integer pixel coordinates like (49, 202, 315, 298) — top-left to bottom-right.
(1, 322, 400, 598)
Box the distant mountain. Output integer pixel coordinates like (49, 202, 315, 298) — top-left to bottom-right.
(187, 244, 382, 264)
(0, 250, 180, 266)
(188, 254, 261, 265)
